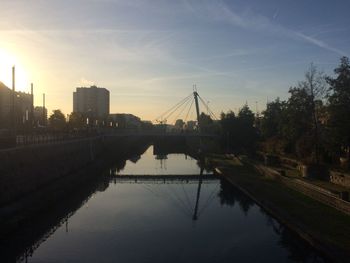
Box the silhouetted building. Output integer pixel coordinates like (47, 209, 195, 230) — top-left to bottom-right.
(0, 81, 33, 129)
(73, 86, 109, 119)
(109, 113, 141, 129)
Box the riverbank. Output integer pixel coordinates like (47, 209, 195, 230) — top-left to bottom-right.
(208, 155, 350, 262)
(0, 136, 151, 239)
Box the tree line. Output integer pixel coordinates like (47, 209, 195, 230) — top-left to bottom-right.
(219, 56, 350, 167)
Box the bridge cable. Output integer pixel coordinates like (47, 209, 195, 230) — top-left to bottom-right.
(172, 97, 194, 124)
(197, 183, 219, 218)
(161, 95, 193, 124)
(184, 98, 194, 123)
(167, 183, 194, 216)
(156, 92, 192, 120)
(198, 96, 217, 121)
(198, 94, 218, 120)
(153, 93, 193, 123)
(141, 183, 192, 218)
(150, 180, 193, 217)
(180, 181, 194, 211)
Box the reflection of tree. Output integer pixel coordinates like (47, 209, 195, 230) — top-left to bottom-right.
(111, 159, 127, 173)
(129, 155, 141, 163)
(6, 170, 111, 263)
(218, 179, 254, 215)
(262, 209, 328, 262)
(110, 144, 150, 174)
(196, 157, 212, 174)
(155, 154, 168, 160)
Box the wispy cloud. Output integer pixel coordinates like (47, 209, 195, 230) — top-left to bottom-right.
(295, 32, 346, 56)
(186, 0, 347, 56)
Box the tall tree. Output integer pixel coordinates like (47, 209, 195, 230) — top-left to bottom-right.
(281, 87, 313, 157)
(327, 56, 350, 159)
(220, 105, 257, 153)
(198, 112, 213, 132)
(49, 110, 66, 130)
(236, 104, 258, 152)
(298, 64, 327, 163)
(261, 98, 285, 139)
(220, 111, 237, 151)
(68, 112, 85, 129)
(175, 119, 185, 130)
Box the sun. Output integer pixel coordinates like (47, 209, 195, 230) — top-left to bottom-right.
(0, 48, 30, 92)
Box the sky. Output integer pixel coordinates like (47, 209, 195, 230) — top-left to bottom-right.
(0, 0, 349, 122)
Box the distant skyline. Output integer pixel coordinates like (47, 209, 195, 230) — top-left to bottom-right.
(1, 0, 349, 121)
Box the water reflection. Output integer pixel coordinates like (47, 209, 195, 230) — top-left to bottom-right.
(1, 144, 329, 263)
(218, 180, 329, 262)
(264, 213, 329, 263)
(218, 179, 255, 215)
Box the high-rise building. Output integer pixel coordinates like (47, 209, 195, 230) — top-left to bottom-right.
(73, 86, 110, 118)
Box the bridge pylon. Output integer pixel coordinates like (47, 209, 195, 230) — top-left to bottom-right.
(193, 90, 201, 131)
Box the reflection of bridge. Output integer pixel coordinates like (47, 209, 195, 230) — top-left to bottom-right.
(112, 174, 216, 183)
(113, 172, 218, 221)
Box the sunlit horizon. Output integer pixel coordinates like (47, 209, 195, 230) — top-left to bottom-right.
(1, 0, 349, 121)
(0, 49, 30, 93)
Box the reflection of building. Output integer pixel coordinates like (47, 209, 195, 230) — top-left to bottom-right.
(34, 106, 47, 126)
(0, 81, 33, 128)
(73, 86, 109, 118)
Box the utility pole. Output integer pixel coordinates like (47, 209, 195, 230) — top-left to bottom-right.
(31, 83, 34, 128)
(12, 66, 16, 136)
(42, 93, 46, 126)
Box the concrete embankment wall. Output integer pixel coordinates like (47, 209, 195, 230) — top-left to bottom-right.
(0, 135, 150, 207)
(0, 137, 106, 207)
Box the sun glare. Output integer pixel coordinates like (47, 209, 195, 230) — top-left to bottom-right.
(0, 49, 30, 93)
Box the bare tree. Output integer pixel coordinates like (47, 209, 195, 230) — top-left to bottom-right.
(298, 63, 327, 164)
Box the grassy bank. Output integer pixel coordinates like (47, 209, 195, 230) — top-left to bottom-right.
(208, 155, 350, 262)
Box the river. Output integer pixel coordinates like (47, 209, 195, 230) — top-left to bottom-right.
(14, 145, 328, 262)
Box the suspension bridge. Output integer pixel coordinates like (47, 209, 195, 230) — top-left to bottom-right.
(153, 88, 218, 129)
(106, 89, 219, 139)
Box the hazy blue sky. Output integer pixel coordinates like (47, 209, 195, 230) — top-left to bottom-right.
(0, 0, 349, 121)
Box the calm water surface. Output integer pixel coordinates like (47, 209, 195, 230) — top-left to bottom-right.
(21, 146, 327, 263)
